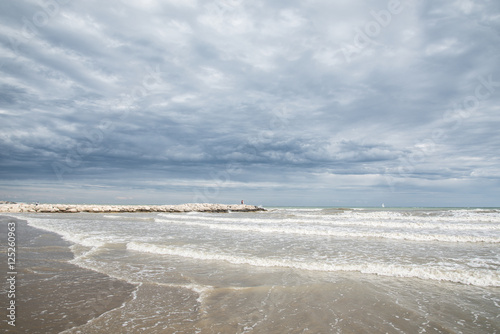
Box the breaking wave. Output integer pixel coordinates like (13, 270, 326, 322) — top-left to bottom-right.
(127, 242, 500, 287)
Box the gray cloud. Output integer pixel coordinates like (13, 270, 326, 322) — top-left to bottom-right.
(1, 0, 499, 206)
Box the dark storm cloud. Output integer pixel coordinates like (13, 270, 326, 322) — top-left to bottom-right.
(1, 0, 499, 206)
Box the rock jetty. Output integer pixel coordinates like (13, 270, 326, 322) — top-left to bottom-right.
(0, 203, 266, 214)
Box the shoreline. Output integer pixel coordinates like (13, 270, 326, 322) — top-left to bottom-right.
(0, 202, 266, 214)
(0, 216, 138, 333)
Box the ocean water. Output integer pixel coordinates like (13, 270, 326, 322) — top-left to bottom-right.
(12, 208, 500, 333)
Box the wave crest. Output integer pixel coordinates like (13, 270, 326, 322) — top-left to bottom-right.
(126, 242, 500, 287)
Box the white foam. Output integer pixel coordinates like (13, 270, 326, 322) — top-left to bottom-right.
(332, 210, 500, 224)
(155, 218, 500, 243)
(281, 208, 325, 212)
(157, 212, 500, 231)
(126, 242, 500, 287)
(25, 217, 107, 248)
(285, 209, 500, 224)
(104, 215, 154, 221)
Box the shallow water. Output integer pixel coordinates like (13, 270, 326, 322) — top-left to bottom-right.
(3, 208, 500, 333)
(0, 216, 136, 333)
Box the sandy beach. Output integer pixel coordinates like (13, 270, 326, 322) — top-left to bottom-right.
(0, 216, 137, 333)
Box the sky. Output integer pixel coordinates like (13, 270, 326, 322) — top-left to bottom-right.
(0, 0, 499, 207)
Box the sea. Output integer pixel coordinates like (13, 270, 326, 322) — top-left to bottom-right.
(1, 207, 499, 333)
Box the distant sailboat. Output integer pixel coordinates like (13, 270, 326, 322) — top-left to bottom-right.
(382, 203, 385, 208)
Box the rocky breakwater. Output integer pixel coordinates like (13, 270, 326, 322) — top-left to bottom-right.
(0, 203, 266, 214)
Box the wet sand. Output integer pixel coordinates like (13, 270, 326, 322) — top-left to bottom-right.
(0, 216, 137, 333)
